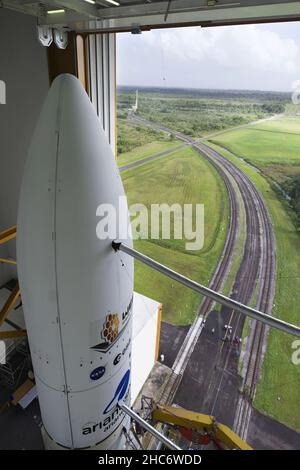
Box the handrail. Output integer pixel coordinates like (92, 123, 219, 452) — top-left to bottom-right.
(112, 241, 300, 339)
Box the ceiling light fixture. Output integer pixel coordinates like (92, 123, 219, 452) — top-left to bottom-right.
(104, 0, 120, 6)
(47, 9, 65, 15)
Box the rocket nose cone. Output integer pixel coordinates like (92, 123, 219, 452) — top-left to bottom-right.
(52, 73, 78, 86)
(50, 73, 83, 97)
(51, 73, 116, 170)
(17, 71, 133, 450)
(51, 73, 88, 111)
(38, 73, 81, 121)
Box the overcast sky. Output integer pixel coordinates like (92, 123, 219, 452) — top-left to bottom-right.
(116, 22, 300, 92)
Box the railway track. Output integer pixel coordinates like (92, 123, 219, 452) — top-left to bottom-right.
(233, 174, 276, 439)
(155, 138, 241, 406)
(128, 114, 276, 441)
(190, 141, 275, 439)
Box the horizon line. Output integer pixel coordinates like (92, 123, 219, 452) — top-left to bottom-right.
(116, 84, 291, 94)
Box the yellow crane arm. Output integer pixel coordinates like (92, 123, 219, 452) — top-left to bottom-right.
(152, 404, 252, 450)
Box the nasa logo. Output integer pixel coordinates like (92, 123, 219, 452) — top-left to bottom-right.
(104, 369, 130, 414)
(90, 366, 105, 381)
(113, 339, 131, 366)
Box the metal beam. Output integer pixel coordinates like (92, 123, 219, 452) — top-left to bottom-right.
(113, 241, 300, 339)
(38, 1, 300, 30)
(4, 1, 300, 30)
(51, 0, 99, 18)
(0, 283, 20, 327)
(120, 403, 181, 450)
(0, 226, 17, 245)
(0, 258, 17, 265)
(0, 330, 27, 340)
(2, 0, 40, 17)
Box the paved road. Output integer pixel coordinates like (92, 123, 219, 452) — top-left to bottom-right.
(159, 321, 300, 450)
(119, 144, 188, 172)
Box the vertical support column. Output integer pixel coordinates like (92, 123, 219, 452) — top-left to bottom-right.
(47, 32, 77, 84)
(86, 33, 116, 153)
(76, 35, 88, 92)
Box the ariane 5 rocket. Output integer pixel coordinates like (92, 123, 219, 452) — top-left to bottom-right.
(17, 74, 133, 449)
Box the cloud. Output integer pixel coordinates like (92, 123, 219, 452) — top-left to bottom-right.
(117, 23, 300, 91)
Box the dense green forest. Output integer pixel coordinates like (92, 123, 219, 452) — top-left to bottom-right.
(117, 87, 289, 154)
(282, 176, 300, 228)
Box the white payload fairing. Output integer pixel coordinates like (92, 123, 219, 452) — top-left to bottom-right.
(17, 74, 134, 449)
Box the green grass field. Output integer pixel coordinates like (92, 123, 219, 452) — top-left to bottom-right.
(121, 145, 229, 324)
(254, 116, 300, 134)
(206, 137, 300, 431)
(210, 117, 300, 232)
(210, 117, 300, 167)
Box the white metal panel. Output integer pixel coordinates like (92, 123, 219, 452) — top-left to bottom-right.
(88, 32, 116, 153)
(36, 376, 73, 448)
(87, 34, 98, 114)
(131, 292, 160, 404)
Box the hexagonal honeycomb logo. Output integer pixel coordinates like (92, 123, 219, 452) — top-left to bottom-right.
(90, 299, 133, 354)
(101, 314, 119, 344)
(91, 314, 122, 353)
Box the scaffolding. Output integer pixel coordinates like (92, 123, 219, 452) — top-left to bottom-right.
(0, 337, 30, 389)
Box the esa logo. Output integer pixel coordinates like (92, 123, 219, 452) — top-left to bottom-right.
(113, 339, 131, 366)
(90, 365, 106, 381)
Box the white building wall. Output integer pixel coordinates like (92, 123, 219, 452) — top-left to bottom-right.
(0, 9, 49, 284)
(131, 292, 161, 404)
(87, 32, 116, 151)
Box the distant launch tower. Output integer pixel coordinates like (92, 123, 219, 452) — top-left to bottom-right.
(132, 90, 138, 113)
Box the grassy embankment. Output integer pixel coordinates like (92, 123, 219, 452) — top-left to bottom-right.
(207, 116, 300, 430)
(120, 145, 229, 325)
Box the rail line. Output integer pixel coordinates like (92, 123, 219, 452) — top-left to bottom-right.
(128, 114, 276, 441)
(193, 142, 275, 437)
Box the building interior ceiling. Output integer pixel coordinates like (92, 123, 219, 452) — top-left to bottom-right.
(2, 1, 300, 32)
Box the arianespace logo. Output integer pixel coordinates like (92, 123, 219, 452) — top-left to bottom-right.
(104, 369, 130, 414)
(82, 369, 130, 436)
